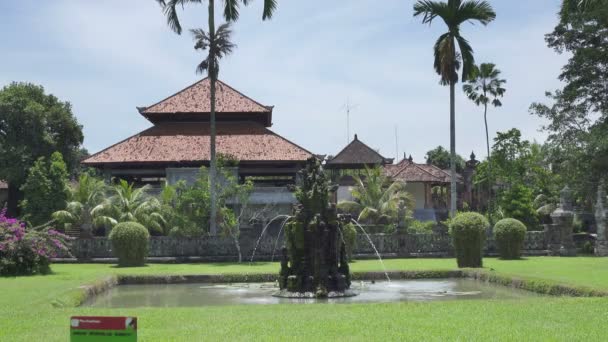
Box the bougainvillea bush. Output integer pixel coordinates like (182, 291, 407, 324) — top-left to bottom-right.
(0, 208, 72, 276)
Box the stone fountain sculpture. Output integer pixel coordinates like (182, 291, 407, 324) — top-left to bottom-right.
(595, 181, 608, 256)
(277, 157, 353, 298)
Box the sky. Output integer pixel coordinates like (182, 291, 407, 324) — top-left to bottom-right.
(0, 0, 568, 163)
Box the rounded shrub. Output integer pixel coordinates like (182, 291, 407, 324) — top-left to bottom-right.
(109, 222, 149, 267)
(494, 218, 527, 260)
(449, 212, 488, 268)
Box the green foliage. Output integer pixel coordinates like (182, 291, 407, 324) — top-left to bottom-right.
(530, 0, 608, 207)
(341, 223, 357, 260)
(449, 212, 488, 268)
(425, 146, 465, 173)
(109, 222, 149, 267)
(95, 180, 166, 236)
(337, 166, 413, 225)
(407, 220, 435, 234)
(162, 164, 253, 237)
(494, 218, 527, 260)
(20, 152, 69, 226)
(499, 184, 539, 230)
(52, 173, 107, 235)
(0, 82, 83, 215)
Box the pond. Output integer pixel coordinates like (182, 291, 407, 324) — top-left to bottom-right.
(84, 279, 541, 308)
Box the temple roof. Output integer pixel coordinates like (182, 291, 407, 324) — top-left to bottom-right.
(82, 122, 312, 166)
(138, 78, 273, 126)
(384, 158, 462, 184)
(326, 134, 393, 168)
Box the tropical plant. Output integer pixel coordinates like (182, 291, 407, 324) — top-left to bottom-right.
(463, 63, 506, 209)
(156, 0, 277, 235)
(449, 211, 488, 268)
(20, 152, 69, 227)
(425, 146, 465, 173)
(337, 167, 413, 225)
(413, 0, 496, 217)
(98, 180, 166, 235)
(499, 184, 539, 231)
(52, 173, 107, 237)
(494, 218, 526, 260)
(109, 221, 149, 267)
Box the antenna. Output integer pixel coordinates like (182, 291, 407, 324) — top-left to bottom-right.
(342, 98, 359, 144)
(395, 125, 399, 160)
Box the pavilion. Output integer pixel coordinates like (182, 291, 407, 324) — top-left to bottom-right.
(83, 78, 313, 209)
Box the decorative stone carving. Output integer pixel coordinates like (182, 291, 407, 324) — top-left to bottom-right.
(549, 186, 576, 256)
(595, 181, 608, 256)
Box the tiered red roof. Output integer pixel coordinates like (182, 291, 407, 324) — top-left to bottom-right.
(83, 79, 312, 166)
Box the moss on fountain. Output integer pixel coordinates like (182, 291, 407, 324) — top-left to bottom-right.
(276, 157, 353, 298)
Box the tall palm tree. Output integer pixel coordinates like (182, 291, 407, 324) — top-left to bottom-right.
(463, 63, 506, 211)
(156, 0, 277, 235)
(413, 0, 496, 217)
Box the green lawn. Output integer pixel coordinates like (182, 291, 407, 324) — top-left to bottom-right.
(1, 257, 607, 341)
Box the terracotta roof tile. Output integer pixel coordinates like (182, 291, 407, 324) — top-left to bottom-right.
(384, 159, 462, 184)
(141, 78, 271, 114)
(83, 122, 312, 165)
(326, 135, 391, 167)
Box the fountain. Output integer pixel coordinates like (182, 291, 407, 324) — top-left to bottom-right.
(275, 157, 354, 298)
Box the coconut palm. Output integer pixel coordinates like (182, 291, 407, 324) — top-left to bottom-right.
(463, 63, 506, 210)
(52, 173, 107, 237)
(156, 0, 277, 235)
(413, 0, 496, 217)
(100, 180, 166, 235)
(337, 167, 414, 225)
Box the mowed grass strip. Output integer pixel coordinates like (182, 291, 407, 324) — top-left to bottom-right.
(1, 257, 608, 341)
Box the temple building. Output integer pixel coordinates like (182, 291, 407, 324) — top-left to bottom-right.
(83, 78, 313, 209)
(327, 135, 476, 221)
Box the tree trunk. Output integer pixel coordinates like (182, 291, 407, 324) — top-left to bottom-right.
(6, 182, 20, 218)
(208, 0, 218, 235)
(449, 80, 457, 218)
(484, 103, 492, 215)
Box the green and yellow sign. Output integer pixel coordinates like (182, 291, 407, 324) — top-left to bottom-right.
(70, 316, 137, 342)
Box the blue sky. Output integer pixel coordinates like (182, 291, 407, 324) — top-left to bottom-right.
(0, 0, 567, 162)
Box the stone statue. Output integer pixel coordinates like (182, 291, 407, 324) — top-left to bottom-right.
(549, 185, 576, 256)
(276, 157, 353, 298)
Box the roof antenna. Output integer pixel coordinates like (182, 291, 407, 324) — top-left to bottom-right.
(395, 125, 399, 161)
(342, 98, 358, 144)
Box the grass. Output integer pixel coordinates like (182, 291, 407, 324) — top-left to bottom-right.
(1, 257, 608, 341)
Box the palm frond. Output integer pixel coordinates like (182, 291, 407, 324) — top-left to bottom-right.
(413, 1, 450, 24)
(456, 0, 496, 26)
(223, 0, 241, 21)
(262, 0, 277, 20)
(455, 35, 475, 81)
(157, 0, 203, 35)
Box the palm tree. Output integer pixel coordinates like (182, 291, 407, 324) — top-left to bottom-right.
(52, 173, 107, 237)
(463, 63, 506, 211)
(337, 167, 414, 225)
(156, 0, 277, 235)
(100, 180, 166, 235)
(413, 0, 496, 217)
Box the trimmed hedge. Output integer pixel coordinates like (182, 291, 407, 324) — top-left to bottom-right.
(109, 222, 149, 267)
(494, 218, 527, 259)
(449, 212, 488, 268)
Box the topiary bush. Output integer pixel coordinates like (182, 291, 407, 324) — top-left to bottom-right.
(494, 218, 527, 260)
(109, 222, 149, 267)
(449, 212, 488, 268)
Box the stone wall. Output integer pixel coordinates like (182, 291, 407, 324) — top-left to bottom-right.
(64, 230, 549, 261)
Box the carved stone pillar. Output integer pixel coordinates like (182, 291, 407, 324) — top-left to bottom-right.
(550, 186, 576, 257)
(595, 181, 608, 256)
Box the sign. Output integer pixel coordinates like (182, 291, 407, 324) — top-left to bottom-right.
(70, 316, 137, 342)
